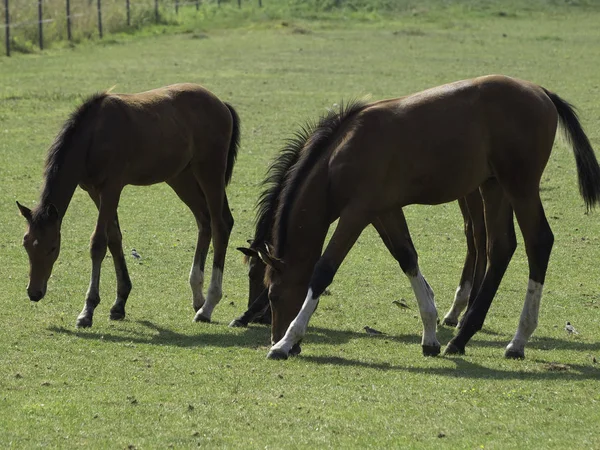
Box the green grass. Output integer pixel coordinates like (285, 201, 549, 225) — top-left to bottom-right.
(2, 3, 600, 448)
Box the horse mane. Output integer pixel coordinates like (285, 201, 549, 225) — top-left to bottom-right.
(272, 99, 367, 259)
(249, 127, 310, 255)
(38, 92, 108, 213)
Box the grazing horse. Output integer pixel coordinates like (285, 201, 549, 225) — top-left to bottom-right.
(232, 140, 487, 331)
(17, 83, 240, 327)
(257, 75, 600, 360)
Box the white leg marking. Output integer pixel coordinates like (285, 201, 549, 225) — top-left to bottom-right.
(194, 268, 222, 321)
(408, 270, 440, 348)
(270, 288, 318, 355)
(443, 281, 472, 324)
(189, 264, 205, 311)
(506, 279, 543, 355)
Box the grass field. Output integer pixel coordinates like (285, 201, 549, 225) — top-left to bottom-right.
(2, 1, 600, 448)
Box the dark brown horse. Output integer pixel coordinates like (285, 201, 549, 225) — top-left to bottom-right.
(17, 83, 240, 327)
(232, 142, 487, 331)
(257, 75, 600, 360)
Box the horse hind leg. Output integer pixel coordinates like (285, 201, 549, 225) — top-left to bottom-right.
(267, 209, 370, 360)
(167, 170, 212, 315)
(445, 179, 516, 355)
(444, 190, 487, 328)
(504, 194, 553, 359)
(373, 209, 440, 356)
(191, 161, 233, 323)
(443, 196, 475, 327)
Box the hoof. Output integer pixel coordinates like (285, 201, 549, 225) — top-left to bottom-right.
(109, 308, 125, 321)
(289, 343, 302, 356)
(443, 342, 465, 356)
(442, 317, 458, 328)
(228, 319, 247, 328)
(194, 314, 211, 323)
(422, 344, 441, 357)
(267, 349, 289, 360)
(76, 316, 93, 328)
(504, 348, 525, 359)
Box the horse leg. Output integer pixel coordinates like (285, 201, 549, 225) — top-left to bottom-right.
(167, 170, 212, 314)
(442, 197, 475, 327)
(444, 191, 487, 327)
(444, 180, 516, 355)
(86, 190, 132, 321)
(192, 164, 232, 323)
(76, 187, 122, 328)
(373, 209, 440, 356)
(504, 194, 553, 359)
(457, 190, 487, 328)
(229, 288, 270, 328)
(267, 209, 370, 359)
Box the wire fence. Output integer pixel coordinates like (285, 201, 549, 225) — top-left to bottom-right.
(2, 0, 262, 56)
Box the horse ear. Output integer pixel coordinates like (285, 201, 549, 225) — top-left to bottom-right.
(237, 247, 258, 258)
(256, 246, 284, 273)
(16, 201, 32, 222)
(47, 204, 59, 221)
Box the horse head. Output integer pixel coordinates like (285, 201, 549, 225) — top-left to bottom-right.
(17, 201, 61, 302)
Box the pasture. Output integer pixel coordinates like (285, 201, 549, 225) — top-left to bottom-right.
(2, 2, 600, 447)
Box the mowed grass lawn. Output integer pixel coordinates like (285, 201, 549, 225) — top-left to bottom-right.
(1, 4, 600, 448)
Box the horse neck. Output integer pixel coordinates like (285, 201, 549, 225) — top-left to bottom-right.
(277, 163, 332, 282)
(39, 144, 86, 220)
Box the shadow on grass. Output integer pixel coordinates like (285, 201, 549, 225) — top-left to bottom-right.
(301, 355, 600, 381)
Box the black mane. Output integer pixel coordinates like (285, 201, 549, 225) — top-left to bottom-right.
(39, 92, 108, 209)
(251, 126, 311, 247)
(273, 99, 367, 256)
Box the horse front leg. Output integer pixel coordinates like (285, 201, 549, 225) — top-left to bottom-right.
(107, 213, 132, 320)
(76, 188, 121, 328)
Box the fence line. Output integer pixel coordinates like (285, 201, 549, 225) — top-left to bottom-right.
(3, 0, 263, 56)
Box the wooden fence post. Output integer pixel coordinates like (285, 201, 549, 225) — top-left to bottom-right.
(258, 0, 262, 7)
(154, 0, 158, 22)
(237, 0, 240, 8)
(97, 0, 103, 38)
(126, 0, 130, 26)
(175, 0, 179, 14)
(4, 0, 9, 57)
(38, 0, 43, 49)
(66, 0, 71, 40)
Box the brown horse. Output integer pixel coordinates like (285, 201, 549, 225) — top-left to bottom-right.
(232, 141, 487, 331)
(257, 75, 600, 360)
(17, 83, 240, 328)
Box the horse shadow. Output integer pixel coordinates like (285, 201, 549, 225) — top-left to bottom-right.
(47, 321, 599, 381)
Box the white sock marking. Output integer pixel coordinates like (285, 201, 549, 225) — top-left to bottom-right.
(195, 268, 223, 320)
(443, 281, 472, 324)
(408, 270, 440, 348)
(189, 264, 205, 311)
(270, 288, 318, 355)
(506, 279, 543, 355)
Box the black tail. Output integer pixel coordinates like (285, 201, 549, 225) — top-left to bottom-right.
(224, 102, 240, 186)
(543, 88, 600, 210)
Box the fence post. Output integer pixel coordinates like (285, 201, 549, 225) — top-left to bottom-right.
(175, 0, 178, 14)
(97, 0, 102, 38)
(217, 0, 220, 6)
(66, 0, 71, 40)
(126, 0, 130, 26)
(237, 0, 240, 8)
(195, 0, 198, 11)
(154, 0, 158, 22)
(38, 0, 43, 49)
(4, 0, 9, 57)
(258, 0, 262, 6)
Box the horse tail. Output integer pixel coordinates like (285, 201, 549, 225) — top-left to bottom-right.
(543, 88, 600, 210)
(224, 102, 241, 186)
